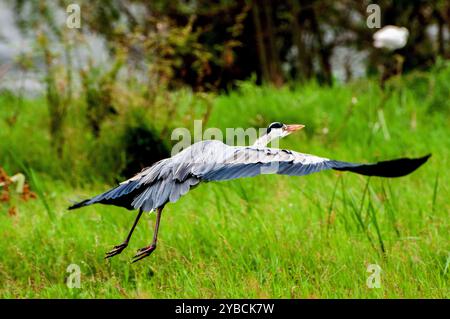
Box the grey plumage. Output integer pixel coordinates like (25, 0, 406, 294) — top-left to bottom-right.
(69, 139, 430, 212)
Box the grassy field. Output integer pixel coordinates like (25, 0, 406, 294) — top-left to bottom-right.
(0, 70, 449, 298)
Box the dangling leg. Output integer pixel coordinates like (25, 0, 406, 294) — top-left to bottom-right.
(105, 208, 144, 259)
(132, 206, 164, 263)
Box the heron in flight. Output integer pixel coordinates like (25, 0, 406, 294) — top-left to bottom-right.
(69, 122, 430, 263)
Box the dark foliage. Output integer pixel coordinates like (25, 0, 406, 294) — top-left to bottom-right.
(120, 124, 170, 179)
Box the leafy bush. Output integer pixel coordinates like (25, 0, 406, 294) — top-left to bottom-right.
(120, 122, 170, 179)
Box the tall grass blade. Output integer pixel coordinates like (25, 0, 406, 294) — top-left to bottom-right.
(381, 181, 400, 237)
(346, 177, 379, 254)
(326, 175, 340, 234)
(339, 176, 351, 233)
(368, 200, 386, 256)
(444, 254, 450, 276)
(432, 173, 439, 213)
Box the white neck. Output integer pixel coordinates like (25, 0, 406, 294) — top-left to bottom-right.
(252, 134, 275, 148)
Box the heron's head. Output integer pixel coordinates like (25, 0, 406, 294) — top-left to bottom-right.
(253, 122, 305, 147)
(266, 122, 305, 139)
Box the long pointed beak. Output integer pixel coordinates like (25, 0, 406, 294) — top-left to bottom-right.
(285, 124, 305, 132)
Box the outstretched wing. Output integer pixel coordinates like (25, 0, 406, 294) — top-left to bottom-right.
(69, 157, 201, 212)
(195, 146, 431, 181)
(68, 140, 225, 211)
(69, 140, 430, 212)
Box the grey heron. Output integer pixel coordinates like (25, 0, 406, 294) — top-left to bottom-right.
(69, 122, 430, 263)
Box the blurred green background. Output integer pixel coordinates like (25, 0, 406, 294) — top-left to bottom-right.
(0, 0, 448, 298)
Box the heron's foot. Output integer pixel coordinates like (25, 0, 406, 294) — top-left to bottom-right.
(131, 245, 156, 263)
(105, 242, 128, 259)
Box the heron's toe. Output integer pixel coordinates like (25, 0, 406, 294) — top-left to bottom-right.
(131, 245, 156, 263)
(105, 242, 128, 259)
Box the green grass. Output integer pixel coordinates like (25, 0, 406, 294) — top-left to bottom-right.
(0, 72, 449, 298)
